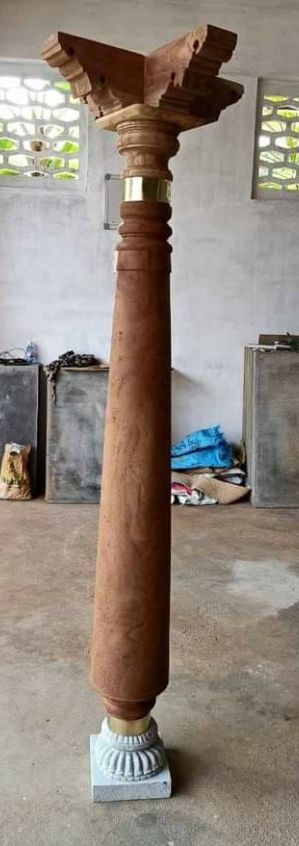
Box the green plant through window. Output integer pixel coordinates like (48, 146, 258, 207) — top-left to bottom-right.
(0, 74, 80, 180)
(256, 92, 299, 193)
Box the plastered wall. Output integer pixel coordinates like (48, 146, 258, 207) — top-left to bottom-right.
(1, 1, 299, 441)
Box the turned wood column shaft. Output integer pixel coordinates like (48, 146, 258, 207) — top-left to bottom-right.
(90, 120, 179, 720)
(41, 24, 243, 746)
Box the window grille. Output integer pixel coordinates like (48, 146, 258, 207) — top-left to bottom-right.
(0, 62, 85, 188)
(253, 80, 299, 198)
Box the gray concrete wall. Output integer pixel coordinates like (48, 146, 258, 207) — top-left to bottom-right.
(1, 1, 299, 441)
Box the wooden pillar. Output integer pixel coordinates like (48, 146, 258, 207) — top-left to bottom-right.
(90, 119, 179, 722)
(41, 26, 243, 800)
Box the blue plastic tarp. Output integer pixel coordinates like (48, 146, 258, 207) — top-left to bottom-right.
(171, 425, 232, 470)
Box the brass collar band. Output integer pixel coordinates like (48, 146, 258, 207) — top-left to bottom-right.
(107, 714, 151, 736)
(122, 176, 171, 203)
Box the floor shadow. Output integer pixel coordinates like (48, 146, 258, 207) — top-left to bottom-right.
(166, 746, 209, 796)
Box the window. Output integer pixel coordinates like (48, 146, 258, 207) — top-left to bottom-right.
(253, 80, 299, 198)
(0, 62, 86, 188)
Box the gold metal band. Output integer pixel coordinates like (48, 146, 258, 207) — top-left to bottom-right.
(107, 714, 151, 736)
(122, 176, 171, 203)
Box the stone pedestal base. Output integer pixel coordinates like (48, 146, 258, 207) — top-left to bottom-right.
(90, 717, 172, 802)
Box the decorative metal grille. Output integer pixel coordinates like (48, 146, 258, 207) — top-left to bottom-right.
(254, 80, 299, 198)
(0, 71, 81, 183)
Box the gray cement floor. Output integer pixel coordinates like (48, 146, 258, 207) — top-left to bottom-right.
(0, 501, 299, 845)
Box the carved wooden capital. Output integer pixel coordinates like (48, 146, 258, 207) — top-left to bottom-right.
(41, 26, 243, 131)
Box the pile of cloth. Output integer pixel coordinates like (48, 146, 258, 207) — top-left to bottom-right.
(171, 425, 250, 506)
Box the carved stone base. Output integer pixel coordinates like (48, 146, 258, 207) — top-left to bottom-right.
(90, 717, 171, 802)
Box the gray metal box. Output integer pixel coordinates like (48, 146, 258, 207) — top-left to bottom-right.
(243, 346, 299, 507)
(46, 367, 108, 503)
(0, 364, 39, 495)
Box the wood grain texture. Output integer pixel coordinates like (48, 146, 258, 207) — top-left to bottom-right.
(41, 32, 144, 117)
(117, 119, 179, 180)
(90, 206, 172, 715)
(145, 25, 242, 124)
(95, 102, 210, 131)
(41, 25, 243, 722)
(41, 25, 243, 129)
(89, 122, 178, 719)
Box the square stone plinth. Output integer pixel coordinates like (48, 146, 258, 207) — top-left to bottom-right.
(90, 735, 172, 802)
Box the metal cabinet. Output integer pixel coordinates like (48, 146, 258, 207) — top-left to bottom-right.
(46, 367, 108, 503)
(0, 364, 40, 495)
(243, 346, 299, 507)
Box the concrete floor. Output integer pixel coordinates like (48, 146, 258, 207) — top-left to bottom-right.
(0, 501, 299, 845)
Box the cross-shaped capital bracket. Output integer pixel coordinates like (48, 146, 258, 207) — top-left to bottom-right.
(41, 26, 243, 132)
